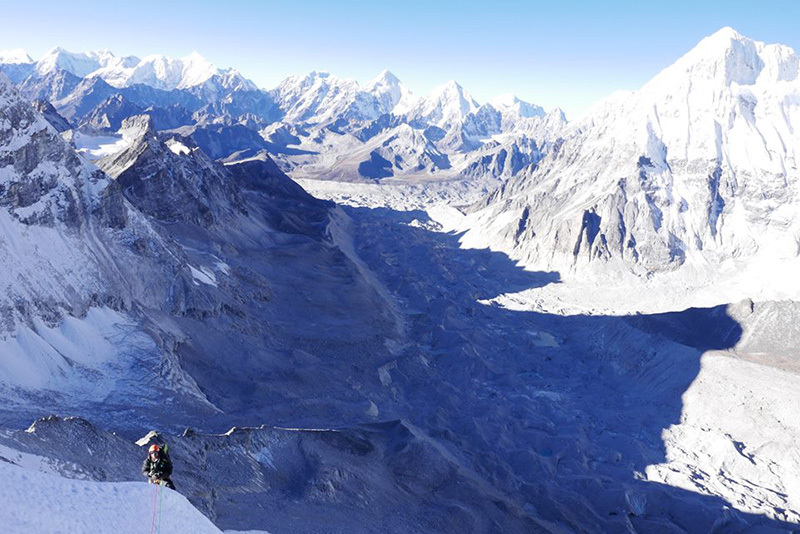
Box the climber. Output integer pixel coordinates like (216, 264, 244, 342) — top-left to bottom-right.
(142, 443, 176, 490)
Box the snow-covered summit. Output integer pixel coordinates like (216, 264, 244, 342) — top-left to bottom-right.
(489, 93, 546, 118)
(0, 48, 33, 64)
(91, 50, 240, 90)
(271, 70, 385, 124)
(459, 27, 800, 291)
(364, 69, 414, 114)
(26, 47, 251, 92)
(35, 47, 128, 79)
(405, 80, 480, 127)
(646, 26, 799, 89)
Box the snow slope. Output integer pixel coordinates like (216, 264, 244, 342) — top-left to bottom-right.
(0, 459, 221, 534)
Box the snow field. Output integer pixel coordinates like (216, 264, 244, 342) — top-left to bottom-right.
(647, 352, 800, 523)
(0, 460, 221, 534)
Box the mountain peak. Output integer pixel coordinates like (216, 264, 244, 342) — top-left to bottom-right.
(689, 26, 751, 59)
(118, 113, 156, 140)
(548, 107, 567, 122)
(646, 27, 798, 89)
(372, 69, 400, 84)
(365, 69, 412, 114)
(0, 48, 33, 64)
(441, 79, 463, 91)
(182, 51, 211, 64)
(427, 80, 472, 102)
(707, 26, 745, 43)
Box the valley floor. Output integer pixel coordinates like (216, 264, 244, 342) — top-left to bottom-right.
(1, 178, 799, 533)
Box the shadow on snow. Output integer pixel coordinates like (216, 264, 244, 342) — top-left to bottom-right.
(343, 205, 797, 533)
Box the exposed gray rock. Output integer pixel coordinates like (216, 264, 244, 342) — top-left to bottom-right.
(31, 99, 72, 132)
(78, 93, 144, 132)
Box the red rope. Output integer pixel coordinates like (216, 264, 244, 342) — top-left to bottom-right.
(149, 482, 161, 534)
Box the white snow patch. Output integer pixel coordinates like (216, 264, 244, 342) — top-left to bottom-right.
(215, 261, 231, 275)
(0, 307, 153, 391)
(0, 444, 69, 477)
(166, 139, 191, 156)
(189, 266, 218, 287)
(73, 132, 133, 160)
(645, 352, 800, 523)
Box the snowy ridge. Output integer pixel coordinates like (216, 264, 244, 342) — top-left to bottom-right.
(33, 47, 251, 91)
(271, 70, 410, 125)
(35, 47, 125, 79)
(93, 51, 250, 91)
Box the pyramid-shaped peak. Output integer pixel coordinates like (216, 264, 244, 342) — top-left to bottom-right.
(707, 26, 745, 42)
(183, 51, 211, 63)
(428, 80, 473, 101)
(689, 26, 753, 57)
(549, 107, 567, 121)
(645, 27, 787, 88)
(373, 69, 400, 83)
(441, 79, 464, 91)
(408, 80, 480, 122)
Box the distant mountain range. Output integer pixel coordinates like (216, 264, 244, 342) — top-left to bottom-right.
(0, 46, 567, 184)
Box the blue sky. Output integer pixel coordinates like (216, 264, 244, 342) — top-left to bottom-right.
(2, 0, 798, 118)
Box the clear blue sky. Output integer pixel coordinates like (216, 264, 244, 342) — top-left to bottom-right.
(2, 0, 798, 118)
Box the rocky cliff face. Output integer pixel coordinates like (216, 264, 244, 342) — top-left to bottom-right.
(98, 115, 241, 226)
(0, 77, 399, 433)
(0, 72, 165, 323)
(31, 99, 72, 132)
